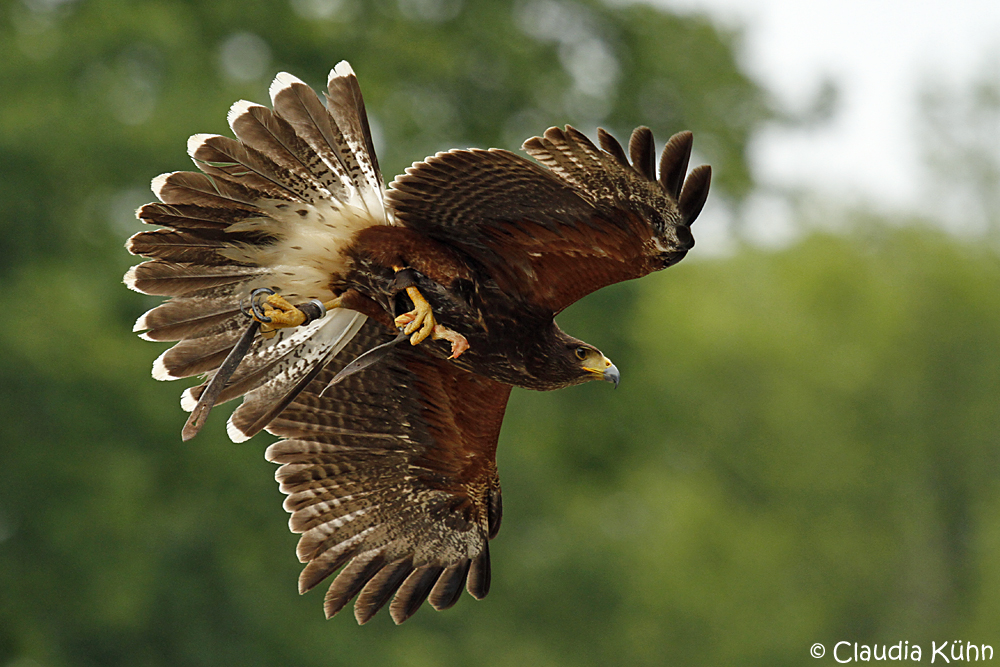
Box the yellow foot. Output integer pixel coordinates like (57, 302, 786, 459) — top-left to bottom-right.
(396, 285, 469, 359)
(246, 289, 339, 339)
(393, 284, 469, 358)
(394, 285, 436, 344)
(255, 294, 306, 338)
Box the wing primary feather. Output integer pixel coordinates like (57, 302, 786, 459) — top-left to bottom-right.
(324, 552, 386, 619)
(389, 566, 444, 624)
(597, 127, 629, 167)
(428, 560, 470, 611)
(628, 126, 656, 181)
(354, 558, 414, 625)
(678, 164, 712, 224)
(466, 546, 491, 600)
(181, 319, 260, 441)
(297, 533, 369, 593)
(658, 131, 693, 199)
(487, 488, 503, 540)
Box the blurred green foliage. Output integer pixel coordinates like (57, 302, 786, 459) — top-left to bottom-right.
(1, 0, 998, 665)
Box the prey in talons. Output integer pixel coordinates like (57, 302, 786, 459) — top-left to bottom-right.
(392, 269, 469, 359)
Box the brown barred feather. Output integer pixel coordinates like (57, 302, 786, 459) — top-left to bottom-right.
(389, 566, 444, 624)
(137, 202, 260, 231)
(297, 538, 364, 594)
(628, 126, 656, 181)
(159, 343, 233, 379)
(153, 170, 268, 208)
(126, 261, 266, 297)
(188, 133, 314, 201)
(325, 63, 383, 193)
(137, 301, 241, 342)
(659, 130, 693, 199)
(466, 546, 491, 600)
(487, 487, 503, 540)
(679, 164, 713, 225)
(355, 558, 414, 624)
(428, 561, 470, 611)
(269, 77, 353, 201)
(324, 552, 386, 619)
(126, 229, 232, 266)
(597, 127, 629, 167)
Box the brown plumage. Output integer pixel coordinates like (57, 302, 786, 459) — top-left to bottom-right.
(125, 61, 710, 624)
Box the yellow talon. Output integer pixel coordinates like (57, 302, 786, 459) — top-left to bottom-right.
(257, 294, 306, 336)
(391, 286, 470, 358)
(395, 285, 436, 345)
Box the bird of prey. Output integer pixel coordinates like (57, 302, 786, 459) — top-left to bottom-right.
(125, 61, 710, 625)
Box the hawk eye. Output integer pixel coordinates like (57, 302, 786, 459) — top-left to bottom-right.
(574, 347, 588, 361)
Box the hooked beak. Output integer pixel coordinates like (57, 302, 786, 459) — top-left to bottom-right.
(603, 362, 620, 388)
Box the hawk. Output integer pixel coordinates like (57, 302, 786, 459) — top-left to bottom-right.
(125, 62, 710, 624)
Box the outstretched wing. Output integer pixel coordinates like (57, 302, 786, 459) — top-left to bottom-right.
(387, 126, 710, 315)
(125, 62, 388, 441)
(265, 319, 510, 625)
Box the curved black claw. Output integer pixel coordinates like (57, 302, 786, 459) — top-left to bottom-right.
(241, 287, 277, 323)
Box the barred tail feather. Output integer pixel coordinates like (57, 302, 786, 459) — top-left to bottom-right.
(126, 62, 388, 441)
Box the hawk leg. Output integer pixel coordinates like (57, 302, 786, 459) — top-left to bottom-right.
(251, 291, 340, 339)
(392, 268, 469, 359)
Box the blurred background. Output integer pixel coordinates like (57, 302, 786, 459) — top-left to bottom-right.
(2, 0, 999, 664)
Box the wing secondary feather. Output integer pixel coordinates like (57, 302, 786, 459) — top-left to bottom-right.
(265, 319, 510, 624)
(387, 126, 709, 314)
